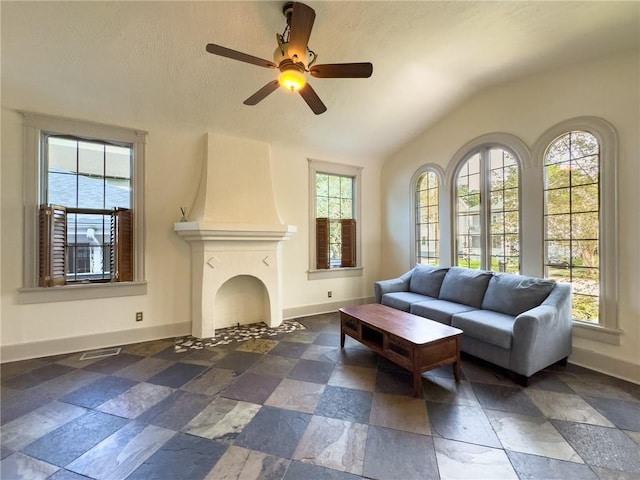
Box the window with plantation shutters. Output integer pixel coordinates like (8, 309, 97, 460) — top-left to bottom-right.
(21, 113, 146, 302)
(308, 159, 362, 279)
(39, 205, 67, 287)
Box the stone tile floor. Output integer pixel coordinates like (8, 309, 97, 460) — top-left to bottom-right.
(1, 312, 639, 479)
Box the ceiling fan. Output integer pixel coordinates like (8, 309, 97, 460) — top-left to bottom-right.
(206, 1, 373, 115)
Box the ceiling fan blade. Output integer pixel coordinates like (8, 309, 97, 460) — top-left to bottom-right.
(288, 2, 315, 62)
(206, 43, 276, 69)
(243, 80, 280, 106)
(299, 83, 327, 115)
(309, 63, 373, 78)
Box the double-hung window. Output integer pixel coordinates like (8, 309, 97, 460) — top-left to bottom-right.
(20, 113, 146, 302)
(308, 159, 362, 279)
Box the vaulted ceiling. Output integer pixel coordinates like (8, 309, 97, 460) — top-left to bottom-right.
(2, 1, 638, 162)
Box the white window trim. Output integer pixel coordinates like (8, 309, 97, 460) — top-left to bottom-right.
(532, 116, 620, 343)
(308, 158, 363, 280)
(410, 164, 446, 267)
(445, 133, 530, 271)
(19, 112, 147, 303)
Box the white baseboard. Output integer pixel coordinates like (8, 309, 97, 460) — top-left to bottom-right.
(0, 322, 192, 363)
(570, 346, 640, 384)
(283, 297, 374, 320)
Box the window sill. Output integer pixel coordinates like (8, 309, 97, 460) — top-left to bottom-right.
(308, 266, 363, 280)
(18, 281, 147, 304)
(572, 321, 623, 346)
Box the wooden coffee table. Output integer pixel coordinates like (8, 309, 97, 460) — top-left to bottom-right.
(339, 303, 463, 397)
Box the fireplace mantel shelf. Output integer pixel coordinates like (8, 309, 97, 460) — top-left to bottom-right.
(174, 222, 297, 242)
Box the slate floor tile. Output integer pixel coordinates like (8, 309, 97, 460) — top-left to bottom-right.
(1, 401, 87, 451)
(551, 420, 640, 473)
(1, 445, 13, 460)
(315, 385, 372, 424)
(122, 339, 174, 357)
(313, 332, 341, 347)
(0, 389, 50, 425)
(422, 377, 479, 406)
(126, 432, 227, 480)
(212, 351, 264, 372)
(181, 366, 236, 396)
(113, 357, 175, 382)
(46, 468, 93, 480)
(66, 421, 175, 479)
(300, 345, 341, 363)
(247, 355, 298, 377)
(28, 369, 104, 399)
(486, 410, 583, 463)
(506, 450, 599, 480)
(461, 359, 517, 386)
(283, 460, 363, 480)
(146, 362, 208, 388)
(471, 382, 543, 417)
(184, 397, 262, 443)
(60, 375, 138, 408)
(374, 369, 414, 396)
(328, 364, 377, 391)
(265, 378, 325, 413)
(2, 363, 75, 390)
(525, 389, 614, 426)
(434, 437, 518, 480)
(22, 410, 128, 467)
(204, 445, 289, 480)
(137, 390, 213, 430)
(0, 452, 59, 480)
(96, 382, 174, 419)
(221, 372, 282, 404)
(584, 395, 640, 431)
(335, 347, 378, 367)
(370, 392, 430, 435)
(294, 415, 367, 475)
(268, 341, 309, 359)
(0, 358, 49, 378)
(427, 402, 501, 448)
(235, 338, 279, 354)
(288, 358, 335, 384)
(234, 406, 311, 458)
(81, 352, 145, 374)
(363, 425, 439, 480)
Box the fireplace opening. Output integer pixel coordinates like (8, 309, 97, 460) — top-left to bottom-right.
(214, 275, 270, 330)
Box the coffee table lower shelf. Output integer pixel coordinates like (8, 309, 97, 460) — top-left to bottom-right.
(339, 304, 462, 397)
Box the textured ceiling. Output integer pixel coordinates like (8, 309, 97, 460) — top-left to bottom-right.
(2, 1, 639, 161)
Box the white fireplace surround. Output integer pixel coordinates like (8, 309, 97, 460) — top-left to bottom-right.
(175, 133, 296, 338)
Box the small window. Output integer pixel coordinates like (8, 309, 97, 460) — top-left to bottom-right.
(415, 170, 439, 265)
(308, 159, 362, 279)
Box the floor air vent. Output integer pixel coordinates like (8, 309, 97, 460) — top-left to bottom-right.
(79, 347, 121, 361)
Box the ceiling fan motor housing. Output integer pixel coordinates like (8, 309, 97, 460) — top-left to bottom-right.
(274, 43, 311, 69)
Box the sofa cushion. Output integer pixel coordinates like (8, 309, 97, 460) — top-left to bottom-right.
(409, 264, 449, 298)
(382, 292, 436, 312)
(438, 267, 493, 308)
(481, 273, 556, 316)
(451, 309, 516, 350)
(410, 299, 476, 325)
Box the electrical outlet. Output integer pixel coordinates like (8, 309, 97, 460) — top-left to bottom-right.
(135, 312, 143, 322)
(328, 291, 332, 298)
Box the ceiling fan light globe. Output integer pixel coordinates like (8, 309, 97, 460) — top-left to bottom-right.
(278, 69, 306, 92)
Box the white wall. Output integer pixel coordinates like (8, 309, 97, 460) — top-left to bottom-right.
(0, 108, 381, 360)
(381, 49, 640, 382)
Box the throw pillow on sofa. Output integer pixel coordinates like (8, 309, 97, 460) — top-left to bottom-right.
(481, 273, 556, 316)
(438, 267, 493, 308)
(409, 264, 449, 298)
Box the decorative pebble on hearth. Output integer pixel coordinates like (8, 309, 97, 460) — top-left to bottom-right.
(174, 319, 306, 352)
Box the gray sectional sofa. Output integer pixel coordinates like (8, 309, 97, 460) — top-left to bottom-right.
(374, 265, 572, 385)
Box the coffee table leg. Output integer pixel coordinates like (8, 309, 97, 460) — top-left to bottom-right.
(453, 361, 461, 382)
(340, 330, 345, 349)
(413, 371, 422, 397)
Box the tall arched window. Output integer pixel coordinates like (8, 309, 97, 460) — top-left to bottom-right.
(544, 131, 600, 323)
(415, 170, 439, 265)
(455, 147, 520, 272)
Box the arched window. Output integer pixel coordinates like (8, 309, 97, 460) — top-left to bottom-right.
(455, 146, 520, 272)
(415, 170, 440, 265)
(544, 131, 600, 323)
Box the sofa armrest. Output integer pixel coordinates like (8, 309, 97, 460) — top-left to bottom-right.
(510, 283, 573, 376)
(374, 269, 413, 303)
